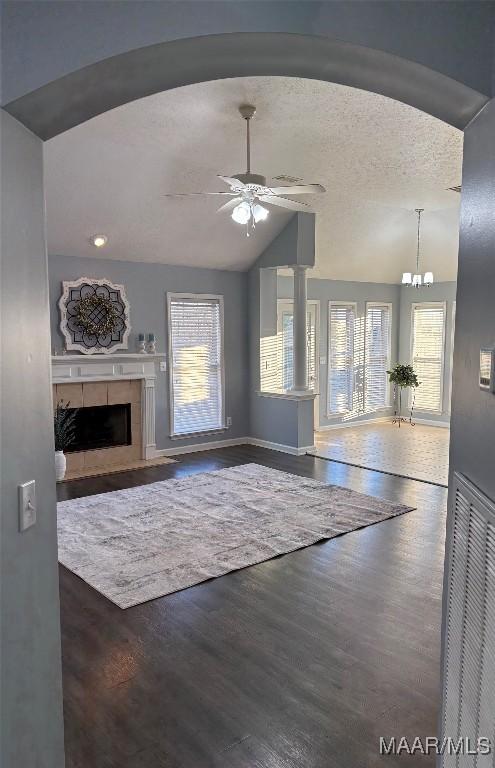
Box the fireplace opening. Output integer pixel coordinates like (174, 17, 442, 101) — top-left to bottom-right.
(66, 403, 132, 453)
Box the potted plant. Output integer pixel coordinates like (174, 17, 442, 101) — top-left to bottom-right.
(387, 364, 420, 427)
(53, 401, 77, 481)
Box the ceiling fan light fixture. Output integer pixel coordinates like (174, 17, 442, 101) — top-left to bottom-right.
(91, 234, 108, 248)
(253, 203, 269, 223)
(231, 201, 251, 225)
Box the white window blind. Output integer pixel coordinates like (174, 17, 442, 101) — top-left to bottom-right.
(328, 303, 355, 414)
(280, 308, 317, 391)
(447, 301, 456, 414)
(168, 295, 224, 436)
(281, 311, 294, 390)
(411, 302, 446, 412)
(260, 303, 318, 392)
(365, 303, 391, 411)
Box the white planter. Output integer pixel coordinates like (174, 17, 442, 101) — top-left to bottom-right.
(55, 451, 67, 482)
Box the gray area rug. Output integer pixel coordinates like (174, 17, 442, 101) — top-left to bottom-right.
(57, 463, 413, 608)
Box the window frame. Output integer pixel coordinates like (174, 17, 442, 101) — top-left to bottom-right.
(364, 301, 393, 411)
(327, 300, 357, 417)
(166, 292, 226, 439)
(410, 301, 447, 414)
(447, 301, 456, 416)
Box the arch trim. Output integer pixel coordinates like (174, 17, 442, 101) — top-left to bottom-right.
(4, 32, 489, 139)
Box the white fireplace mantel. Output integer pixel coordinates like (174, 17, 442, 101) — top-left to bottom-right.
(51, 353, 166, 460)
(51, 352, 166, 382)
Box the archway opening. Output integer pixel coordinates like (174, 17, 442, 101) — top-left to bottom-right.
(45, 72, 462, 764)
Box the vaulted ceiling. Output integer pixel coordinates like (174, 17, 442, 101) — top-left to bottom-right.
(44, 76, 462, 282)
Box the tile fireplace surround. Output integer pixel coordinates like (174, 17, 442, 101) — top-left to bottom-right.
(52, 354, 164, 478)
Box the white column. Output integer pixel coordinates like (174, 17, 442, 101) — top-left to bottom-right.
(142, 377, 157, 459)
(292, 265, 308, 391)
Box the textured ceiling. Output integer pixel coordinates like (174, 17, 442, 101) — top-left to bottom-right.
(45, 76, 463, 282)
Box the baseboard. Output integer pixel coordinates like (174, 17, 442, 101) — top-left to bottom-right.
(317, 416, 391, 432)
(411, 417, 450, 428)
(247, 438, 316, 456)
(155, 437, 316, 458)
(317, 415, 450, 431)
(154, 437, 249, 457)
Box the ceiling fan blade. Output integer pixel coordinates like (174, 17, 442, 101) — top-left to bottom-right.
(161, 191, 237, 198)
(259, 195, 310, 212)
(266, 184, 326, 195)
(218, 175, 246, 190)
(217, 197, 242, 213)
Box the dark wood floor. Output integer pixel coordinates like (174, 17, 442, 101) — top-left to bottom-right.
(57, 445, 447, 768)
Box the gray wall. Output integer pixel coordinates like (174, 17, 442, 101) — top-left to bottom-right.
(449, 98, 495, 497)
(248, 216, 316, 448)
(278, 276, 401, 427)
(439, 97, 495, 754)
(48, 255, 250, 449)
(2, 1, 494, 104)
(399, 282, 457, 424)
(0, 111, 65, 768)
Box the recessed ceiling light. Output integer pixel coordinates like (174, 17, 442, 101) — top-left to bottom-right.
(91, 234, 108, 248)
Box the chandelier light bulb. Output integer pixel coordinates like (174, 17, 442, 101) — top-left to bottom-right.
(424, 271, 434, 286)
(253, 203, 269, 223)
(231, 201, 251, 225)
(412, 274, 422, 287)
(402, 272, 412, 285)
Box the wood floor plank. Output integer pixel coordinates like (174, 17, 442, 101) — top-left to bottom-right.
(58, 445, 446, 767)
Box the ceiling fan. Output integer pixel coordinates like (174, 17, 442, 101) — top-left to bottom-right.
(162, 105, 326, 235)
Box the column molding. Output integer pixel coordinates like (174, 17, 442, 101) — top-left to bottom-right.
(142, 378, 157, 459)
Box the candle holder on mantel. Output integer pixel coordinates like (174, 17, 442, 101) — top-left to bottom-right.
(137, 333, 147, 354)
(147, 333, 156, 354)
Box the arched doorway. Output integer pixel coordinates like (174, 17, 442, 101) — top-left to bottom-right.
(4, 32, 488, 139)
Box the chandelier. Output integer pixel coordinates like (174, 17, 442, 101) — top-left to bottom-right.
(402, 208, 433, 287)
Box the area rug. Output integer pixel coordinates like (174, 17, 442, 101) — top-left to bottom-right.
(57, 463, 413, 608)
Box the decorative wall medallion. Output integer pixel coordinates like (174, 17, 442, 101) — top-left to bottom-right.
(59, 277, 131, 354)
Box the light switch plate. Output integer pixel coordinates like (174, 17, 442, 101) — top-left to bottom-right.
(18, 480, 36, 531)
(159, 361, 167, 372)
(319, 356, 327, 365)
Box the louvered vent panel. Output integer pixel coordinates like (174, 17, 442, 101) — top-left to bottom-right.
(440, 474, 495, 768)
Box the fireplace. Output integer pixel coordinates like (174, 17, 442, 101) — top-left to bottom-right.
(67, 403, 132, 453)
(52, 361, 159, 477)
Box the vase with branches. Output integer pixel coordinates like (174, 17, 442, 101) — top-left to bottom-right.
(53, 401, 78, 480)
(387, 364, 420, 427)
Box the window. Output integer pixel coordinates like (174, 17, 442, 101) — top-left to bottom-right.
(328, 302, 355, 414)
(411, 302, 446, 412)
(365, 303, 392, 411)
(260, 301, 318, 392)
(167, 294, 224, 436)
